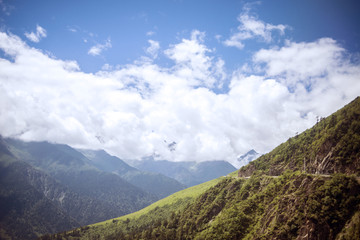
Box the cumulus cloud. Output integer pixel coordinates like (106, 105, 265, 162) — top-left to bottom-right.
(224, 5, 287, 49)
(24, 25, 47, 43)
(164, 30, 226, 88)
(88, 38, 112, 56)
(253, 38, 360, 116)
(0, 30, 359, 168)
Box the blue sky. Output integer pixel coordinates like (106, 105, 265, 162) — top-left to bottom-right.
(0, 0, 359, 167)
(3, 0, 359, 73)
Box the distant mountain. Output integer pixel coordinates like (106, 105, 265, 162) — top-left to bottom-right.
(79, 149, 186, 198)
(235, 149, 260, 168)
(77, 149, 137, 175)
(51, 97, 360, 240)
(130, 157, 237, 187)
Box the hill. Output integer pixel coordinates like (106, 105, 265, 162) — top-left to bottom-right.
(41, 178, 222, 239)
(47, 97, 360, 239)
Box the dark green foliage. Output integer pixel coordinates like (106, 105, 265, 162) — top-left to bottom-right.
(0, 137, 159, 239)
(0, 145, 79, 239)
(4, 139, 157, 224)
(115, 173, 360, 240)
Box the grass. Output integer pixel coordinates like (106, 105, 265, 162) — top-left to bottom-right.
(51, 177, 225, 239)
(92, 177, 223, 227)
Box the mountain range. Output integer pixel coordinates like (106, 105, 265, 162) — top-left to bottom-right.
(48, 97, 360, 240)
(128, 157, 237, 187)
(0, 138, 185, 239)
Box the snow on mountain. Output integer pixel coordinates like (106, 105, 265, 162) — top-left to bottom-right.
(234, 149, 260, 169)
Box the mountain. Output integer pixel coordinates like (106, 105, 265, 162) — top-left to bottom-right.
(0, 138, 161, 239)
(5, 139, 156, 217)
(49, 97, 360, 240)
(235, 149, 260, 168)
(130, 157, 237, 186)
(78, 149, 186, 198)
(0, 137, 79, 239)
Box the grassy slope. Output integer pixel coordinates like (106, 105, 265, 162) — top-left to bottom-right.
(45, 178, 222, 239)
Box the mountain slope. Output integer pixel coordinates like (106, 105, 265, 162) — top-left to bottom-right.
(79, 149, 185, 198)
(0, 138, 79, 240)
(131, 157, 236, 186)
(4, 139, 157, 224)
(125, 172, 359, 240)
(49, 97, 360, 240)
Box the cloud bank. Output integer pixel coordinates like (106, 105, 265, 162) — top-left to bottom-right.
(0, 19, 359, 167)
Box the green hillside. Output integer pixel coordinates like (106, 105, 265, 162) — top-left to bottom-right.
(43, 97, 360, 240)
(41, 178, 222, 239)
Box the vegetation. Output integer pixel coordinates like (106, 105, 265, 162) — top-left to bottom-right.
(43, 172, 360, 240)
(41, 178, 222, 239)
(0, 143, 79, 240)
(4, 139, 158, 224)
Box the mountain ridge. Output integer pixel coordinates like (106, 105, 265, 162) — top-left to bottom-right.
(129, 157, 237, 187)
(78, 149, 186, 198)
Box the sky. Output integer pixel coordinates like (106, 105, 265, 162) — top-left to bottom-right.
(0, 0, 359, 167)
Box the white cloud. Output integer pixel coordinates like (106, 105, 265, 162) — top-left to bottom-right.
(253, 38, 360, 117)
(224, 6, 287, 49)
(164, 30, 226, 88)
(0, 30, 359, 168)
(24, 25, 47, 43)
(88, 38, 112, 56)
(145, 40, 160, 59)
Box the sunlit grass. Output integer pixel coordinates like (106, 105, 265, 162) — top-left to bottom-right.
(91, 177, 223, 227)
